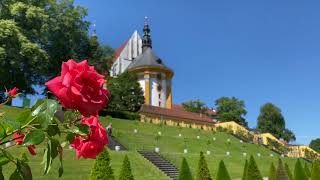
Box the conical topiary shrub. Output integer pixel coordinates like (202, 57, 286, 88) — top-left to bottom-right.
(268, 162, 276, 180)
(215, 160, 231, 180)
(178, 157, 193, 180)
(242, 159, 248, 180)
(304, 163, 311, 178)
(275, 158, 289, 180)
(196, 151, 212, 180)
(90, 149, 115, 180)
(284, 163, 293, 180)
(311, 161, 320, 180)
(246, 155, 263, 180)
(293, 159, 308, 180)
(119, 155, 134, 180)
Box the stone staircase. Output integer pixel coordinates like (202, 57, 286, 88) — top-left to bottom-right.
(107, 136, 127, 151)
(138, 151, 179, 180)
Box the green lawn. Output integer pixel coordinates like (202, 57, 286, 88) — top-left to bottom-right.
(0, 106, 307, 179)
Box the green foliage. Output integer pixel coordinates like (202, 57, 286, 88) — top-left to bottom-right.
(257, 103, 295, 142)
(215, 160, 231, 180)
(275, 158, 289, 180)
(178, 157, 193, 180)
(242, 159, 248, 180)
(215, 97, 248, 127)
(311, 161, 320, 180)
(182, 100, 207, 114)
(284, 163, 293, 180)
(246, 156, 263, 180)
(107, 71, 145, 112)
(101, 110, 140, 120)
(309, 138, 320, 153)
(304, 163, 311, 177)
(268, 162, 276, 180)
(118, 155, 134, 180)
(293, 159, 308, 180)
(90, 149, 115, 180)
(196, 152, 212, 180)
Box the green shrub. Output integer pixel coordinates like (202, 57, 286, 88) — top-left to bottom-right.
(284, 163, 293, 180)
(304, 163, 311, 178)
(215, 160, 231, 180)
(100, 110, 140, 120)
(246, 156, 263, 180)
(178, 157, 193, 180)
(196, 151, 212, 180)
(311, 161, 320, 180)
(242, 159, 248, 180)
(293, 159, 308, 180)
(275, 158, 289, 180)
(119, 155, 134, 180)
(90, 149, 115, 180)
(268, 162, 276, 180)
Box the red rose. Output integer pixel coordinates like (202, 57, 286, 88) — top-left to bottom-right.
(7, 87, 19, 97)
(71, 116, 108, 159)
(45, 59, 110, 116)
(13, 132, 37, 156)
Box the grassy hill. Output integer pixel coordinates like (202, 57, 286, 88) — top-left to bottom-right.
(0, 105, 306, 179)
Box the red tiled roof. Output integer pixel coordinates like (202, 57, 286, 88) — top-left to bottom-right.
(112, 40, 128, 63)
(172, 104, 218, 116)
(139, 105, 215, 124)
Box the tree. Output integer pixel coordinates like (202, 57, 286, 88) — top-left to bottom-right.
(284, 163, 293, 180)
(304, 163, 311, 178)
(268, 163, 276, 180)
(215, 160, 231, 180)
(215, 97, 247, 126)
(242, 159, 248, 180)
(246, 156, 263, 180)
(178, 157, 193, 180)
(275, 159, 289, 180)
(293, 159, 308, 180)
(196, 151, 212, 180)
(311, 161, 320, 180)
(257, 103, 295, 142)
(90, 149, 115, 180)
(0, 0, 112, 94)
(309, 138, 320, 153)
(182, 100, 207, 114)
(107, 71, 144, 112)
(119, 155, 134, 180)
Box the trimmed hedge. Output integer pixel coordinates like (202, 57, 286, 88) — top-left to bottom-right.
(100, 110, 140, 120)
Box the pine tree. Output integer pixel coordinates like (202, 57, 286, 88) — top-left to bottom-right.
(268, 162, 276, 180)
(215, 160, 231, 180)
(310, 161, 320, 180)
(196, 151, 212, 180)
(246, 156, 263, 180)
(293, 159, 308, 180)
(119, 155, 134, 180)
(242, 159, 248, 180)
(275, 159, 289, 180)
(304, 163, 311, 178)
(284, 163, 293, 180)
(90, 149, 115, 180)
(178, 157, 193, 180)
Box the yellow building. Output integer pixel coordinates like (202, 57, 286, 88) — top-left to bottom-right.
(215, 121, 250, 134)
(287, 145, 320, 159)
(253, 133, 285, 146)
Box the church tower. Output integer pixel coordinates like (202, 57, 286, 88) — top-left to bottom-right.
(111, 18, 174, 109)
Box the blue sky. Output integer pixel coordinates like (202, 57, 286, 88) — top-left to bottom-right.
(16, 0, 320, 145)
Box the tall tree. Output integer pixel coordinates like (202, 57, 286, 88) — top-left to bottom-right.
(0, 0, 112, 94)
(182, 100, 207, 114)
(268, 162, 276, 180)
(309, 138, 320, 153)
(293, 159, 308, 180)
(275, 159, 289, 180)
(107, 71, 144, 112)
(196, 151, 212, 180)
(257, 103, 295, 142)
(215, 97, 247, 126)
(119, 155, 134, 180)
(178, 157, 193, 180)
(215, 160, 231, 180)
(246, 156, 263, 180)
(90, 149, 115, 180)
(311, 161, 320, 180)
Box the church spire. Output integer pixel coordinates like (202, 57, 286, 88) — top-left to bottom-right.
(142, 16, 152, 52)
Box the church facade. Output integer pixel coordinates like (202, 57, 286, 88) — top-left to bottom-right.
(110, 20, 173, 109)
